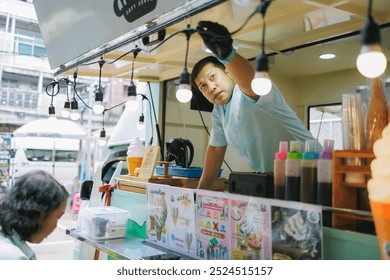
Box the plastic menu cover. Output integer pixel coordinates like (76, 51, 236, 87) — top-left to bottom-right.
(146, 183, 169, 246)
(146, 183, 196, 258)
(271, 200, 323, 260)
(229, 195, 271, 260)
(166, 186, 196, 258)
(196, 190, 230, 260)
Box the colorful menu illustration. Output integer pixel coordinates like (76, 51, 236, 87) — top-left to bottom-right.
(270, 200, 323, 260)
(229, 195, 271, 260)
(166, 186, 196, 258)
(147, 184, 323, 260)
(146, 183, 169, 246)
(196, 190, 229, 260)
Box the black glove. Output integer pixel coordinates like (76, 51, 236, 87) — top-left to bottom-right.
(197, 21, 233, 60)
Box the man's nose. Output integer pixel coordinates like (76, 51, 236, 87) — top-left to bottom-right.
(207, 81, 216, 94)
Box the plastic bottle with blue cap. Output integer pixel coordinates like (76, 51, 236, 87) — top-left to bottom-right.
(300, 140, 319, 204)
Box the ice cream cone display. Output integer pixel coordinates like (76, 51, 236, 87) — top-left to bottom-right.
(368, 123, 390, 259)
(126, 137, 145, 176)
(369, 201, 390, 259)
(171, 206, 179, 226)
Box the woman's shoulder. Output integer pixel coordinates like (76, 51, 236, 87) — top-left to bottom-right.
(0, 231, 29, 260)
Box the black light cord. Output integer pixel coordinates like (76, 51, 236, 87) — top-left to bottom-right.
(147, 81, 164, 160)
(72, 69, 92, 110)
(368, 0, 372, 17)
(138, 93, 154, 146)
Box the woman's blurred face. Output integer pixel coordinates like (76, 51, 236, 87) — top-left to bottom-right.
(29, 201, 67, 244)
(194, 62, 234, 106)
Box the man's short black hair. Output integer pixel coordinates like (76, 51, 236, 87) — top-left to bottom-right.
(190, 56, 225, 90)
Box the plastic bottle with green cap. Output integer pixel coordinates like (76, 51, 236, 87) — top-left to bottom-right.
(300, 140, 319, 204)
(284, 140, 302, 201)
(273, 141, 288, 199)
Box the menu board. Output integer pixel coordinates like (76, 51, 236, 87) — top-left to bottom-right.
(229, 195, 271, 260)
(146, 183, 196, 258)
(196, 190, 229, 260)
(146, 184, 323, 260)
(270, 200, 323, 260)
(165, 186, 196, 258)
(146, 183, 169, 246)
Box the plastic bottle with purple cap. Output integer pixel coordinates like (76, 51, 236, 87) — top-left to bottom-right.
(300, 140, 319, 204)
(317, 139, 334, 227)
(273, 141, 288, 199)
(284, 140, 302, 202)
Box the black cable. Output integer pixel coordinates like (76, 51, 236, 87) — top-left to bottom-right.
(147, 81, 164, 160)
(72, 69, 92, 110)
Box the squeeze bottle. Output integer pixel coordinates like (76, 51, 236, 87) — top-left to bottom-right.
(273, 141, 288, 199)
(317, 139, 334, 227)
(284, 140, 302, 201)
(300, 140, 319, 204)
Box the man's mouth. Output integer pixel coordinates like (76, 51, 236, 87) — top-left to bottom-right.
(213, 91, 222, 101)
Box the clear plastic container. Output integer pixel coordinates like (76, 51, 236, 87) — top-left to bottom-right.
(79, 206, 129, 240)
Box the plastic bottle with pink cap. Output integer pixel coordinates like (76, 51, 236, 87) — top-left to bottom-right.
(273, 141, 288, 199)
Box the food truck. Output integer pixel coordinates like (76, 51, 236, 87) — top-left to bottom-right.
(31, 0, 390, 261)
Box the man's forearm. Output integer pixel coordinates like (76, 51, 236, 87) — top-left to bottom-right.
(198, 145, 226, 189)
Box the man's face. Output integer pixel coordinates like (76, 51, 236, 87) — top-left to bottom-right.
(194, 63, 235, 106)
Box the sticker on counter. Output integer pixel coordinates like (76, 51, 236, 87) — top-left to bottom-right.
(196, 190, 230, 260)
(229, 195, 271, 260)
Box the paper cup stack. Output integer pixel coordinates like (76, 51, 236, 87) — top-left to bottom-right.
(368, 123, 390, 259)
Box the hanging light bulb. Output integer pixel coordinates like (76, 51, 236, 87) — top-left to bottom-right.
(126, 81, 139, 111)
(251, 1, 272, 96)
(92, 88, 104, 114)
(62, 100, 70, 118)
(70, 98, 80, 121)
(48, 104, 57, 121)
(137, 114, 145, 130)
(356, 1, 387, 78)
(251, 53, 272, 96)
(176, 67, 193, 103)
(98, 129, 107, 146)
(176, 25, 194, 103)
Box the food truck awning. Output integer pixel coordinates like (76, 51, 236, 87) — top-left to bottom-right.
(33, 0, 390, 81)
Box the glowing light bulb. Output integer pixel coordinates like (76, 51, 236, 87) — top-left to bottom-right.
(92, 101, 104, 114)
(356, 45, 387, 78)
(176, 84, 193, 103)
(251, 71, 272, 96)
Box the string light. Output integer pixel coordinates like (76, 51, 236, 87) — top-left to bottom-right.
(251, 0, 272, 96)
(356, 0, 387, 78)
(176, 25, 194, 103)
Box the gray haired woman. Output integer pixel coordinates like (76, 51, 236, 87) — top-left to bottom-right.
(0, 170, 69, 260)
